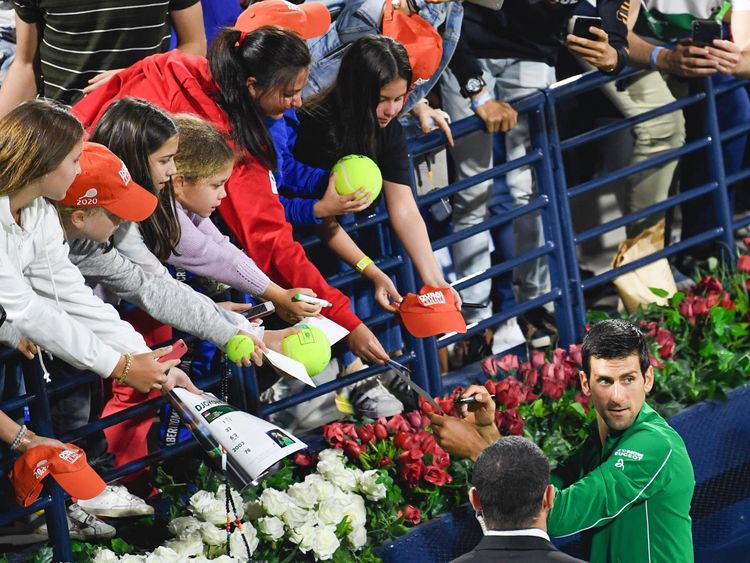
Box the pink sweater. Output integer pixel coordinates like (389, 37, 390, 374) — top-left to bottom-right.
(168, 202, 270, 297)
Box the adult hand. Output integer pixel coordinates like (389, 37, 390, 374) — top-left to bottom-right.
(17, 337, 38, 360)
(162, 366, 203, 394)
(262, 326, 301, 354)
(19, 434, 68, 453)
(234, 329, 267, 366)
(347, 323, 390, 365)
(566, 26, 618, 71)
(370, 272, 403, 313)
(82, 69, 123, 94)
(411, 101, 454, 146)
(455, 384, 497, 426)
(273, 288, 321, 324)
(427, 412, 490, 461)
(474, 98, 517, 133)
(663, 43, 720, 77)
(114, 348, 180, 393)
(314, 174, 373, 218)
(706, 39, 742, 75)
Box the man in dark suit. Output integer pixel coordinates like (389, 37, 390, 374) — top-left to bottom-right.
(450, 436, 585, 562)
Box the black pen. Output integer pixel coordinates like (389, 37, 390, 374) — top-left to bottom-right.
(455, 393, 496, 404)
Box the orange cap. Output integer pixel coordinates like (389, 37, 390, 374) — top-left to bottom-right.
(235, 0, 331, 40)
(397, 286, 466, 338)
(381, 1, 443, 84)
(60, 142, 157, 222)
(8, 444, 106, 507)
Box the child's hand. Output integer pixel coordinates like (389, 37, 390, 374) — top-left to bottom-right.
(274, 288, 321, 324)
(234, 330, 267, 366)
(17, 337, 38, 360)
(313, 174, 373, 218)
(263, 326, 302, 354)
(370, 271, 403, 313)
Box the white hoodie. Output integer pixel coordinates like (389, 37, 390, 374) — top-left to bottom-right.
(0, 195, 149, 377)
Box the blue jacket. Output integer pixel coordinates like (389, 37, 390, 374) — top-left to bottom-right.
(264, 109, 329, 226)
(303, 0, 463, 113)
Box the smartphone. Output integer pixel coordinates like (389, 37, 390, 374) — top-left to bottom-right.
(158, 339, 188, 363)
(568, 15, 603, 41)
(243, 301, 275, 321)
(465, 0, 504, 10)
(691, 19, 722, 47)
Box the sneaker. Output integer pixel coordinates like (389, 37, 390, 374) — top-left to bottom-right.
(76, 485, 154, 518)
(451, 329, 494, 368)
(380, 368, 419, 411)
(347, 378, 404, 419)
(35, 504, 116, 541)
(518, 309, 557, 349)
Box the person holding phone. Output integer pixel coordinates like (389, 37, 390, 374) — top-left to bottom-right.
(439, 0, 629, 358)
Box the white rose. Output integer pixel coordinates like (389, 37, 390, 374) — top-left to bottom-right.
(348, 525, 368, 550)
(287, 481, 318, 509)
(167, 515, 203, 538)
(206, 556, 242, 562)
(119, 556, 147, 563)
(144, 546, 181, 563)
(316, 490, 351, 526)
(310, 525, 340, 561)
(199, 521, 227, 546)
(304, 474, 337, 500)
(317, 448, 345, 464)
(282, 503, 309, 529)
(357, 469, 387, 501)
(259, 488, 294, 517)
(189, 490, 226, 525)
(164, 536, 204, 558)
(243, 500, 264, 521)
(92, 548, 119, 563)
(288, 522, 316, 553)
(346, 493, 367, 529)
(258, 516, 285, 541)
(319, 464, 358, 492)
(230, 526, 259, 561)
(216, 485, 245, 520)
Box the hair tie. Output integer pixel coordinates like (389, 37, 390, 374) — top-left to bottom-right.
(234, 31, 248, 48)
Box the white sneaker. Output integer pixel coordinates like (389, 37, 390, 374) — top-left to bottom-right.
(76, 485, 154, 518)
(35, 503, 116, 541)
(347, 378, 404, 419)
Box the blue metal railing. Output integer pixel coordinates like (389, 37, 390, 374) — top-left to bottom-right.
(2, 66, 749, 560)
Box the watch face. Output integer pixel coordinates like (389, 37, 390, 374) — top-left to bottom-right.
(466, 78, 484, 94)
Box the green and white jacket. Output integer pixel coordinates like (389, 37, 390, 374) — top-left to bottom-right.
(548, 402, 695, 563)
(635, 0, 750, 44)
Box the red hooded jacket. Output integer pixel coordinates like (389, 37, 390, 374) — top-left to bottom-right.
(73, 50, 361, 331)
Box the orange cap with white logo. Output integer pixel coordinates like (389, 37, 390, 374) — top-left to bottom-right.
(8, 444, 106, 506)
(396, 285, 466, 338)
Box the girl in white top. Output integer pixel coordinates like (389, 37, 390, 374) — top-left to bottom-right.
(0, 99, 195, 394)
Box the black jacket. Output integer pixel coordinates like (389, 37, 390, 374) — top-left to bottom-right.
(450, 534, 587, 563)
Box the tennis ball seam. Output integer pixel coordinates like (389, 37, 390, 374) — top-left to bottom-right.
(340, 159, 355, 194)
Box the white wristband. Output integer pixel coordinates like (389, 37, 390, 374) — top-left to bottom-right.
(649, 46, 666, 70)
(470, 90, 493, 111)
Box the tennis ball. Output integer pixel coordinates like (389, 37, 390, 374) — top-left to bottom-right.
(332, 155, 383, 202)
(226, 334, 255, 363)
(281, 323, 332, 376)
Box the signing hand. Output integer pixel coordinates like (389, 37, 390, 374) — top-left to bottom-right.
(427, 412, 490, 461)
(347, 323, 390, 365)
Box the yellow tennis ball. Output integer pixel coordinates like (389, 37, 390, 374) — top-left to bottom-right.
(226, 335, 255, 363)
(281, 323, 332, 376)
(332, 155, 383, 202)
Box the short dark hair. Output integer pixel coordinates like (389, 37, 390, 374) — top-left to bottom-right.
(581, 319, 650, 379)
(472, 436, 550, 530)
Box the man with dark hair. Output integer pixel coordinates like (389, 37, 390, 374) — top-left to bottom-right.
(430, 319, 695, 562)
(451, 436, 584, 563)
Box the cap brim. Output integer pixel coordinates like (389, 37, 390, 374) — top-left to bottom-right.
(400, 309, 467, 338)
(297, 2, 331, 39)
(104, 181, 158, 222)
(52, 466, 106, 501)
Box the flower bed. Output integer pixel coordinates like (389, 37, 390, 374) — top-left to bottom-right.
(40, 257, 750, 562)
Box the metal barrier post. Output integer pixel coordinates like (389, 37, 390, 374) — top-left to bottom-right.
(25, 356, 72, 562)
(703, 77, 736, 266)
(543, 92, 587, 343)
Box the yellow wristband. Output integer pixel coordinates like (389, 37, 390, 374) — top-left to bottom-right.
(355, 256, 374, 274)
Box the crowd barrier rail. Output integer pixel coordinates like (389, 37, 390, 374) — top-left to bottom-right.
(1, 65, 748, 561)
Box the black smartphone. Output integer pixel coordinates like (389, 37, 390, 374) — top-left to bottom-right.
(691, 19, 722, 47)
(0, 304, 5, 328)
(244, 301, 275, 321)
(568, 15, 603, 41)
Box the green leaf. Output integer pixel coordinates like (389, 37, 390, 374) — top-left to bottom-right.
(707, 256, 719, 272)
(570, 402, 586, 418)
(31, 546, 53, 563)
(110, 537, 134, 554)
(648, 287, 669, 298)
